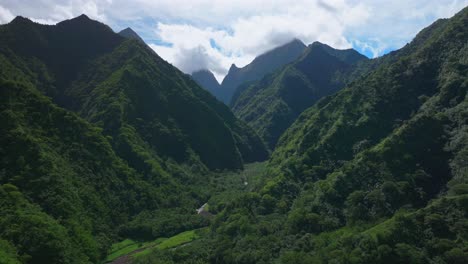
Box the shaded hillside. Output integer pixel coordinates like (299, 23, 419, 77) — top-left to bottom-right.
(232, 42, 368, 148)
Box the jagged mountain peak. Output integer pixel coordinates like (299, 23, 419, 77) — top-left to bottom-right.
(228, 63, 240, 72)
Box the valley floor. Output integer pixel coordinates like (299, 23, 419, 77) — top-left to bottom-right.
(105, 162, 268, 263)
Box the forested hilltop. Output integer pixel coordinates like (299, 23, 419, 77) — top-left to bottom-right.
(0, 5, 467, 264)
(0, 14, 267, 263)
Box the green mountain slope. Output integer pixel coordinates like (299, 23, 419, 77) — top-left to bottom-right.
(135, 7, 468, 264)
(0, 78, 170, 263)
(0, 15, 268, 170)
(232, 42, 368, 149)
(0, 15, 268, 263)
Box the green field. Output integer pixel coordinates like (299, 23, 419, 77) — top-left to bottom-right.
(105, 229, 204, 262)
(134, 229, 202, 257)
(105, 237, 167, 262)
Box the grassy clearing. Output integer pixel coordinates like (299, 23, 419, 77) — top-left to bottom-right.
(106, 229, 204, 261)
(156, 230, 199, 250)
(105, 237, 168, 262)
(134, 229, 203, 257)
(105, 239, 143, 262)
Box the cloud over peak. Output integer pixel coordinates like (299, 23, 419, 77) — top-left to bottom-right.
(1, 0, 466, 81)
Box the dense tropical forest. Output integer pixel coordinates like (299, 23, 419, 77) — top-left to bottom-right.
(0, 5, 467, 264)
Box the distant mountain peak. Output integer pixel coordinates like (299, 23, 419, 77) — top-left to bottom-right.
(75, 14, 90, 20)
(309, 41, 328, 47)
(258, 39, 307, 59)
(286, 38, 306, 47)
(216, 39, 307, 104)
(121, 27, 133, 32)
(306, 41, 368, 63)
(10, 16, 33, 25)
(57, 14, 100, 27)
(118, 27, 145, 43)
(63, 14, 92, 23)
(193, 69, 215, 75)
(192, 69, 221, 95)
(228, 64, 240, 73)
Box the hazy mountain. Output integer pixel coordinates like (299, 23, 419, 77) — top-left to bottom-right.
(232, 41, 368, 148)
(191, 69, 220, 96)
(216, 38, 307, 104)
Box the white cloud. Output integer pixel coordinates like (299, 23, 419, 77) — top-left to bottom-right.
(0, 0, 109, 25)
(0, 0, 467, 81)
(0, 5, 14, 24)
(146, 0, 371, 81)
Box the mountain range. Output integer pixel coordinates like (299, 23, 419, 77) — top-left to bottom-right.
(0, 6, 467, 264)
(232, 41, 368, 149)
(193, 39, 306, 104)
(0, 14, 267, 263)
(137, 7, 468, 264)
(198, 7, 467, 264)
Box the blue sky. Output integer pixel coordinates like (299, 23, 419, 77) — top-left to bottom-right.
(0, 0, 466, 81)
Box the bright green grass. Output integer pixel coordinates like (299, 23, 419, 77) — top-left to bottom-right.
(156, 230, 199, 249)
(106, 229, 204, 261)
(134, 229, 205, 258)
(105, 239, 143, 262)
(105, 237, 168, 262)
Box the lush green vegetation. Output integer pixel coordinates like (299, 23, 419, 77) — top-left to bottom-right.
(206, 162, 269, 214)
(0, 14, 267, 263)
(125, 7, 468, 264)
(232, 42, 368, 149)
(0, 6, 467, 264)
